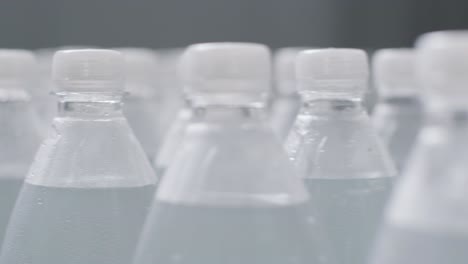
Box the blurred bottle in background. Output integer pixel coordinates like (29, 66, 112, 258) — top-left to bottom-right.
(157, 48, 185, 133)
(153, 48, 191, 177)
(0, 49, 157, 264)
(0, 50, 42, 244)
(370, 31, 468, 264)
(118, 48, 165, 162)
(285, 48, 395, 264)
(134, 43, 327, 264)
(270, 48, 307, 141)
(372, 48, 423, 173)
(363, 49, 378, 114)
(34, 48, 57, 128)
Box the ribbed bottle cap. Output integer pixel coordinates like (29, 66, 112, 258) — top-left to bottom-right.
(296, 48, 369, 99)
(416, 30, 468, 107)
(0, 49, 36, 86)
(116, 48, 159, 96)
(180, 42, 271, 106)
(373, 48, 416, 98)
(274, 47, 313, 95)
(52, 49, 124, 93)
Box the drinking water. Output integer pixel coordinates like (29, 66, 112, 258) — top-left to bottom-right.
(372, 49, 422, 172)
(134, 43, 323, 264)
(304, 178, 392, 264)
(1, 184, 154, 264)
(285, 49, 395, 264)
(0, 49, 157, 264)
(135, 201, 328, 264)
(0, 50, 42, 244)
(369, 30, 468, 264)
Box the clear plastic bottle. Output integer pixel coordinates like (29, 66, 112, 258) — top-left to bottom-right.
(134, 43, 327, 264)
(0, 50, 42, 243)
(118, 48, 165, 161)
(285, 48, 396, 264)
(0, 49, 158, 264)
(157, 48, 185, 134)
(152, 49, 187, 176)
(270, 48, 308, 140)
(33, 48, 57, 129)
(370, 31, 468, 264)
(363, 49, 378, 114)
(153, 105, 192, 177)
(372, 49, 423, 172)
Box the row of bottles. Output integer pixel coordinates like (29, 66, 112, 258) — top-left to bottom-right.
(0, 29, 465, 264)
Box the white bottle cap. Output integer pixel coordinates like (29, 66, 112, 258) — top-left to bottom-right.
(416, 30, 468, 108)
(373, 48, 416, 98)
(274, 47, 313, 95)
(52, 49, 124, 93)
(0, 49, 36, 86)
(116, 48, 159, 96)
(180, 42, 271, 106)
(296, 48, 369, 99)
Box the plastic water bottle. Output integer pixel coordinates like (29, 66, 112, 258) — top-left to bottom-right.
(270, 48, 307, 140)
(363, 49, 378, 114)
(0, 50, 42, 244)
(0, 49, 157, 264)
(134, 43, 326, 264)
(153, 48, 190, 177)
(118, 48, 165, 161)
(153, 106, 192, 177)
(372, 49, 423, 172)
(285, 48, 396, 264)
(157, 48, 185, 134)
(370, 30, 468, 264)
(34, 48, 57, 127)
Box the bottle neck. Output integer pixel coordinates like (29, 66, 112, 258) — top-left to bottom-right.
(56, 92, 123, 119)
(0, 84, 30, 102)
(190, 105, 266, 123)
(299, 97, 365, 117)
(426, 106, 468, 129)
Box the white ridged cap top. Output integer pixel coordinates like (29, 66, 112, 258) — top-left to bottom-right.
(296, 48, 369, 98)
(416, 30, 468, 107)
(373, 48, 416, 98)
(274, 47, 312, 94)
(117, 48, 159, 93)
(52, 49, 124, 92)
(0, 49, 36, 86)
(180, 42, 271, 106)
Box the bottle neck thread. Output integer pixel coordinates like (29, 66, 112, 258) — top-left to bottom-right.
(299, 98, 365, 117)
(190, 105, 266, 122)
(56, 92, 123, 118)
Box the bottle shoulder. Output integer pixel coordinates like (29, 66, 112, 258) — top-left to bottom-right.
(26, 116, 157, 188)
(157, 119, 309, 207)
(387, 124, 468, 234)
(285, 109, 396, 179)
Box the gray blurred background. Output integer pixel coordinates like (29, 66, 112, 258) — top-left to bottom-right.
(1, 0, 467, 49)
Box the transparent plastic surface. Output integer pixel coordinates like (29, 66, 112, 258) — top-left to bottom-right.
(285, 99, 395, 264)
(270, 48, 308, 140)
(373, 96, 423, 171)
(0, 89, 42, 244)
(370, 110, 468, 264)
(157, 48, 184, 134)
(370, 31, 468, 264)
(0, 93, 157, 264)
(119, 48, 165, 161)
(34, 48, 57, 126)
(0, 49, 157, 264)
(154, 106, 192, 177)
(134, 107, 329, 264)
(270, 94, 301, 140)
(124, 92, 165, 161)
